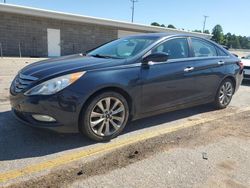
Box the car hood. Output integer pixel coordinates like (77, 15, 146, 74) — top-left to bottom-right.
(241, 59, 250, 67)
(20, 54, 126, 79)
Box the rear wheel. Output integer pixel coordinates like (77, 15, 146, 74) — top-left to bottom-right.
(80, 91, 129, 141)
(214, 78, 234, 109)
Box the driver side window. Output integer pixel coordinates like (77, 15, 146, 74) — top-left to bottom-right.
(152, 38, 189, 59)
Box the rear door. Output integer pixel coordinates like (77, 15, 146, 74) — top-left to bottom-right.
(189, 37, 227, 100)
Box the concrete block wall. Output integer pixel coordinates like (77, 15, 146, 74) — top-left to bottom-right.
(0, 12, 118, 57)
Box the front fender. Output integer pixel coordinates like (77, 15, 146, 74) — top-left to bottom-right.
(69, 65, 142, 118)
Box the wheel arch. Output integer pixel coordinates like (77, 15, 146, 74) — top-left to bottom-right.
(78, 86, 134, 131)
(223, 75, 236, 94)
(215, 75, 236, 99)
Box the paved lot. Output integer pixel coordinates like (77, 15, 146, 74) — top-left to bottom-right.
(229, 49, 250, 58)
(0, 58, 250, 187)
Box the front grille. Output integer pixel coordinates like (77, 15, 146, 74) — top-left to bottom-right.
(244, 66, 250, 70)
(13, 73, 38, 93)
(244, 74, 250, 79)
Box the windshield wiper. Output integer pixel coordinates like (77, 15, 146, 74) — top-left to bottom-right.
(89, 54, 123, 59)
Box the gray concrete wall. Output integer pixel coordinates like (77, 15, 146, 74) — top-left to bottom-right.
(0, 11, 211, 58)
(0, 12, 118, 57)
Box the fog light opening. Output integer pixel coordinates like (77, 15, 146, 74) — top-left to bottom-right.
(32, 114, 56, 122)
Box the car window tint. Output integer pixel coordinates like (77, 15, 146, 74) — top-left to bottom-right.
(116, 39, 154, 57)
(192, 38, 217, 57)
(152, 38, 189, 59)
(88, 37, 158, 59)
(116, 40, 137, 57)
(217, 47, 228, 56)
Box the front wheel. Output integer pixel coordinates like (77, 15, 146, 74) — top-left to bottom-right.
(80, 91, 129, 141)
(214, 78, 234, 109)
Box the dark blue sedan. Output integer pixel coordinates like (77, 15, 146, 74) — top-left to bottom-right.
(10, 33, 244, 141)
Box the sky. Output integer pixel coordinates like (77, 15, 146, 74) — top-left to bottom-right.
(1, 0, 249, 36)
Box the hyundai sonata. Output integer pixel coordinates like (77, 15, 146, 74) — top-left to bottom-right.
(10, 33, 244, 141)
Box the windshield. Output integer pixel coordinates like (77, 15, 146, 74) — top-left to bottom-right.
(87, 36, 159, 59)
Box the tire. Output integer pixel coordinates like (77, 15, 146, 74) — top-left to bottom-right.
(214, 78, 234, 109)
(80, 91, 129, 141)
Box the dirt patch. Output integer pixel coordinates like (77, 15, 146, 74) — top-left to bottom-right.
(217, 160, 236, 172)
(0, 98, 9, 103)
(201, 178, 248, 188)
(224, 179, 248, 188)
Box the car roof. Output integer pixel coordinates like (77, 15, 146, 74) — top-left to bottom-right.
(125, 32, 207, 39)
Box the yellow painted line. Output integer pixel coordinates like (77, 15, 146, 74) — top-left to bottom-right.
(0, 107, 249, 183)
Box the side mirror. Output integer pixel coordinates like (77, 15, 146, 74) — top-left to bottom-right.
(142, 52, 169, 64)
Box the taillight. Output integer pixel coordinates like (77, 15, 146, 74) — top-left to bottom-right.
(237, 61, 244, 70)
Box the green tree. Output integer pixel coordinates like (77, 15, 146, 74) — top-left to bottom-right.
(231, 35, 241, 49)
(204, 30, 210, 34)
(151, 22, 160, 27)
(151, 22, 166, 28)
(211, 25, 224, 44)
(167, 24, 176, 29)
(224, 32, 250, 49)
(235, 37, 241, 49)
(193, 30, 202, 33)
(224, 32, 232, 48)
(239, 36, 250, 49)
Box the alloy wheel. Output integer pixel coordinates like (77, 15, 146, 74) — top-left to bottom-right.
(89, 97, 126, 137)
(219, 81, 233, 106)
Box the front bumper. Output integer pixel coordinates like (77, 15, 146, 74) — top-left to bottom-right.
(12, 109, 69, 133)
(244, 66, 250, 80)
(9, 89, 84, 133)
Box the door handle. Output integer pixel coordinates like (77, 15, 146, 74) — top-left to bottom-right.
(218, 61, 225, 65)
(184, 67, 194, 72)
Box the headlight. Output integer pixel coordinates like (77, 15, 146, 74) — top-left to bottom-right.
(24, 71, 86, 96)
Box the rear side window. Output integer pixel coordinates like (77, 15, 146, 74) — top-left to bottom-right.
(152, 38, 189, 59)
(217, 47, 228, 56)
(191, 38, 217, 57)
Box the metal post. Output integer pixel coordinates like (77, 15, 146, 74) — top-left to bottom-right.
(4, 0, 6, 3)
(0, 42, 3, 58)
(73, 44, 75, 54)
(131, 0, 138, 23)
(203, 15, 209, 33)
(18, 42, 22, 58)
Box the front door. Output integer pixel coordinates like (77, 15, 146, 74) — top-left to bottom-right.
(47, 28, 61, 57)
(141, 37, 197, 113)
(141, 60, 197, 113)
